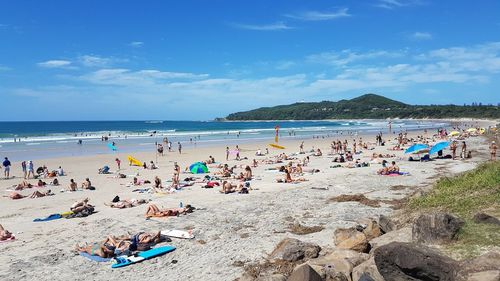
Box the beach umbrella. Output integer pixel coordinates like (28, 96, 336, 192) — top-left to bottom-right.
(449, 131, 460, 136)
(404, 144, 429, 154)
(467, 128, 477, 133)
(189, 162, 209, 174)
(429, 141, 450, 155)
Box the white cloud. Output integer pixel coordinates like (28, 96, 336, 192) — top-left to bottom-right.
(0, 65, 10, 71)
(232, 21, 293, 31)
(306, 49, 404, 66)
(275, 61, 296, 70)
(129, 41, 144, 48)
(285, 8, 351, 21)
(375, 0, 423, 9)
(411, 32, 432, 41)
(78, 55, 127, 67)
(37, 60, 72, 68)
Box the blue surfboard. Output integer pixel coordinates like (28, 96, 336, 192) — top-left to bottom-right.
(111, 245, 176, 268)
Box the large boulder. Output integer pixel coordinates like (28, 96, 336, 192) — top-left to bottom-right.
(334, 227, 369, 253)
(352, 257, 385, 281)
(378, 215, 396, 234)
(287, 264, 322, 281)
(374, 242, 459, 281)
(369, 227, 412, 252)
(269, 238, 321, 262)
(473, 213, 500, 226)
(308, 249, 369, 280)
(412, 212, 464, 243)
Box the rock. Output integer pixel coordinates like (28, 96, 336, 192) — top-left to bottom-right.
(473, 213, 500, 226)
(378, 215, 396, 233)
(269, 238, 321, 262)
(374, 242, 459, 281)
(352, 257, 385, 281)
(256, 274, 287, 281)
(308, 249, 369, 280)
(358, 218, 382, 241)
(334, 227, 369, 253)
(460, 251, 500, 276)
(358, 273, 376, 281)
(369, 227, 412, 252)
(412, 212, 464, 243)
(467, 270, 500, 281)
(287, 264, 322, 281)
(324, 270, 349, 281)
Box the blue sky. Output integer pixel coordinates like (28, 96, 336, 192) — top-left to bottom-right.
(0, 0, 499, 121)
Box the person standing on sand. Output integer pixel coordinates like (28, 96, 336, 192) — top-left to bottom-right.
(461, 141, 467, 158)
(27, 160, 34, 179)
(490, 141, 497, 161)
(3, 157, 11, 179)
(21, 161, 27, 179)
(115, 158, 121, 170)
(235, 145, 240, 161)
(226, 147, 229, 161)
(450, 141, 458, 160)
(178, 142, 182, 154)
(300, 141, 304, 153)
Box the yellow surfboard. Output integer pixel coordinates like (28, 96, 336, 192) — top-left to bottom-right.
(269, 143, 285, 149)
(127, 155, 142, 166)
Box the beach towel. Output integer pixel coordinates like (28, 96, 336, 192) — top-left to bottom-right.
(0, 236, 15, 243)
(79, 252, 112, 262)
(33, 214, 62, 222)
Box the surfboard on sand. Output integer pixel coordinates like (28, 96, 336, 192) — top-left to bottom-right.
(161, 229, 195, 239)
(269, 143, 285, 149)
(111, 245, 176, 268)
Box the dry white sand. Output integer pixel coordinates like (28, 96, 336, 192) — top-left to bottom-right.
(0, 123, 495, 281)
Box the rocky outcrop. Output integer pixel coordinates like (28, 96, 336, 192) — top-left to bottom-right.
(308, 248, 369, 281)
(358, 218, 382, 241)
(373, 242, 459, 281)
(459, 251, 500, 280)
(377, 215, 395, 234)
(473, 212, 500, 226)
(352, 257, 385, 281)
(269, 238, 321, 262)
(412, 212, 464, 243)
(334, 227, 369, 253)
(287, 264, 322, 281)
(368, 227, 412, 252)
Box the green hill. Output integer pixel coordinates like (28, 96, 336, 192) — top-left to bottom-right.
(224, 94, 500, 120)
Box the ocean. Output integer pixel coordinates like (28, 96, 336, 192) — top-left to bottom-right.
(0, 120, 448, 161)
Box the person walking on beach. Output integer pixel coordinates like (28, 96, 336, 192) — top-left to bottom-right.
(490, 141, 497, 161)
(300, 141, 304, 153)
(21, 161, 27, 179)
(27, 160, 34, 179)
(226, 146, 229, 161)
(2, 157, 11, 179)
(115, 158, 121, 170)
(178, 142, 182, 154)
(450, 141, 458, 160)
(168, 141, 172, 152)
(235, 145, 240, 161)
(461, 141, 467, 158)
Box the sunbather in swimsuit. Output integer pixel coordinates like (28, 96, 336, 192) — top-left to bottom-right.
(0, 224, 13, 241)
(145, 204, 192, 217)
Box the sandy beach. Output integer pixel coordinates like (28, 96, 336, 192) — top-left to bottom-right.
(0, 121, 496, 281)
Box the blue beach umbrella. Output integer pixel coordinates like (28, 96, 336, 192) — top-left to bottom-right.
(405, 144, 429, 154)
(189, 162, 209, 174)
(429, 141, 450, 155)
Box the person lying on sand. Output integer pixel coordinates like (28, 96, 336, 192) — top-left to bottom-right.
(76, 242, 115, 258)
(220, 180, 247, 194)
(276, 169, 307, 183)
(29, 189, 54, 198)
(70, 198, 94, 213)
(314, 149, 323, 156)
(37, 179, 47, 187)
(0, 224, 13, 241)
(14, 180, 32, 190)
(145, 204, 194, 217)
(106, 198, 149, 209)
(6, 192, 26, 200)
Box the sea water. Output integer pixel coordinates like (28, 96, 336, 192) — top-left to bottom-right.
(0, 120, 448, 161)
